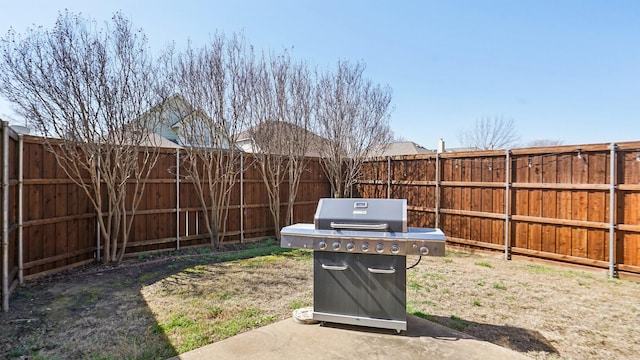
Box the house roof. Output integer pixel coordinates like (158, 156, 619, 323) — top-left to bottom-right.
(236, 121, 328, 157)
(444, 146, 479, 153)
(139, 131, 184, 149)
(136, 94, 236, 149)
(370, 141, 434, 157)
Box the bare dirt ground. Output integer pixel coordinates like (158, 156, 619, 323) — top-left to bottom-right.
(1, 244, 639, 360)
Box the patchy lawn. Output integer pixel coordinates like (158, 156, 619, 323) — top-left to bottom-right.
(1, 242, 639, 359)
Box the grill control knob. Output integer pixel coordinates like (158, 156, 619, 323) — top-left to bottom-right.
(332, 242, 341, 251)
(318, 241, 327, 250)
(376, 243, 385, 253)
(420, 246, 429, 255)
(390, 244, 400, 254)
(361, 243, 370, 252)
(346, 242, 355, 252)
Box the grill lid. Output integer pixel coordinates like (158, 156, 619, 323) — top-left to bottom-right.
(314, 198, 407, 233)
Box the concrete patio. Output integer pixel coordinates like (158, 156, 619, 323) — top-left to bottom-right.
(170, 314, 528, 360)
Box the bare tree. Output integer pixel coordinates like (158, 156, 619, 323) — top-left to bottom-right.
(457, 116, 520, 150)
(315, 60, 393, 197)
(527, 139, 564, 147)
(163, 33, 253, 248)
(0, 12, 167, 263)
(247, 51, 315, 238)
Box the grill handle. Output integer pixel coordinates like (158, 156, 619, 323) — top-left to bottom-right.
(367, 267, 396, 274)
(330, 222, 389, 231)
(321, 264, 349, 271)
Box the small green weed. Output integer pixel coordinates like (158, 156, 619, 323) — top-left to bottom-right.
(523, 264, 595, 279)
(114, 278, 134, 288)
(523, 264, 554, 274)
(8, 347, 29, 357)
(411, 310, 436, 322)
(161, 313, 197, 332)
(76, 288, 101, 306)
(448, 315, 469, 331)
(565, 270, 594, 279)
(238, 254, 282, 268)
(211, 308, 275, 338)
(215, 290, 235, 300)
(137, 253, 153, 261)
(289, 300, 311, 310)
(183, 265, 208, 274)
(422, 272, 445, 281)
(138, 272, 159, 283)
(421, 299, 436, 307)
(194, 247, 212, 255)
(205, 305, 223, 318)
(475, 262, 492, 268)
(493, 282, 507, 290)
(473, 300, 482, 306)
(476, 281, 485, 287)
(16, 289, 35, 299)
(408, 281, 422, 291)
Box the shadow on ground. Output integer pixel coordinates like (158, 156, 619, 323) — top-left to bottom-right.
(0, 242, 292, 359)
(413, 313, 559, 356)
(0, 259, 180, 359)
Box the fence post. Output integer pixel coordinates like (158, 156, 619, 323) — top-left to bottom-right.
(176, 148, 180, 250)
(2, 121, 9, 311)
(504, 149, 511, 260)
(609, 143, 617, 278)
(240, 153, 244, 243)
(96, 156, 101, 262)
(387, 156, 391, 199)
(435, 153, 440, 229)
(17, 134, 24, 284)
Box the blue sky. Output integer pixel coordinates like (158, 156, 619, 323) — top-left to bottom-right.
(0, 0, 638, 148)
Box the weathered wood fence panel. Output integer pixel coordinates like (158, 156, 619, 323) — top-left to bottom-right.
(356, 142, 640, 277)
(3, 134, 331, 292)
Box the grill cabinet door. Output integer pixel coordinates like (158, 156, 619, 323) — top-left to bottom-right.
(313, 252, 361, 316)
(314, 252, 406, 322)
(356, 253, 406, 320)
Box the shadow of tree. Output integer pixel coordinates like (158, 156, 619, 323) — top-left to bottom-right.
(0, 261, 179, 359)
(1, 242, 301, 359)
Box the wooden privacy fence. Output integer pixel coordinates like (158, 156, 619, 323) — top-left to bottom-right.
(0, 124, 331, 310)
(2, 121, 640, 311)
(356, 142, 640, 278)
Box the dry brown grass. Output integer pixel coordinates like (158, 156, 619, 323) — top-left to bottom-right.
(406, 250, 640, 359)
(1, 244, 638, 359)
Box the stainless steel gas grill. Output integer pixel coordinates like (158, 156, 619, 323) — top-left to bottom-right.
(280, 198, 446, 332)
